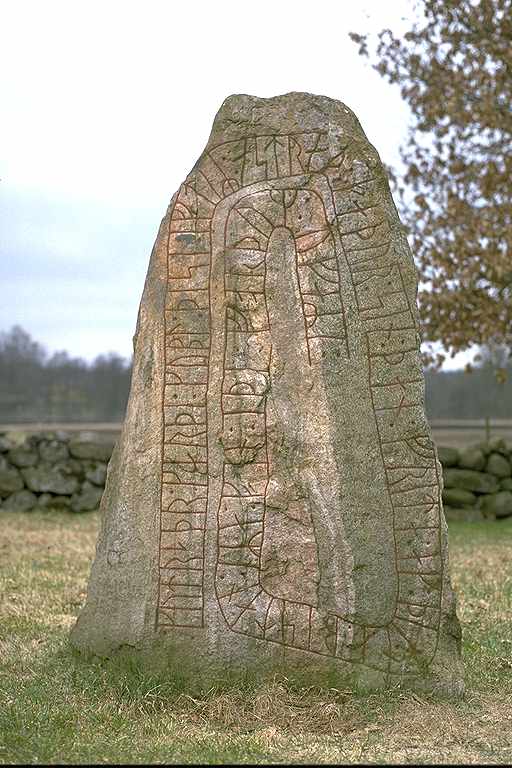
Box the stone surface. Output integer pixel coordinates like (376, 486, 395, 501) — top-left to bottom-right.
(487, 437, 508, 456)
(63, 458, 86, 478)
(54, 459, 84, 478)
(69, 437, 114, 462)
(21, 464, 80, 495)
(37, 430, 70, 443)
(39, 439, 70, 464)
(70, 481, 103, 512)
(36, 493, 72, 509)
(0, 435, 13, 452)
(437, 446, 459, 467)
(500, 478, 512, 491)
(474, 441, 492, 457)
(442, 488, 476, 508)
(71, 92, 463, 697)
(0, 466, 24, 497)
(458, 447, 485, 471)
(83, 461, 108, 487)
(7, 446, 39, 468)
(2, 489, 37, 512)
(480, 491, 512, 519)
(485, 452, 511, 479)
(443, 468, 500, 494)
(4, 431, 29, 447)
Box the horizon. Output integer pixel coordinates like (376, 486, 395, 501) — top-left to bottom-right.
(0, 321, 485, 373)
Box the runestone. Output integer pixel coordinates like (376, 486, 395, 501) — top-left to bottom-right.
(71, 93, 463, 696)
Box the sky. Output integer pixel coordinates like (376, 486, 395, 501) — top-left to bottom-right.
(1, 0, 469, 368)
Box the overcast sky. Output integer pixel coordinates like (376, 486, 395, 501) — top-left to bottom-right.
(1, 0, 467, 368)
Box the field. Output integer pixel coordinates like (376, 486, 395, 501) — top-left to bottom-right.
(1, 511, 511, 764)
(431, 420, 512, 449)
(3, 421, 512, 450)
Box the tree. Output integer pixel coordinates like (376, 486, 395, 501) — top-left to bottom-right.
(0, 326, 48, 415)
(350, 0, 512, 371)
(0, 325, 46, 365)
(89, 353, 131, 421)
(0, 325, 132, 423)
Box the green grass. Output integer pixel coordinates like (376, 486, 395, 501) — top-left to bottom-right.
(448, 519, 512, 693)
(0, 510, 511, 764)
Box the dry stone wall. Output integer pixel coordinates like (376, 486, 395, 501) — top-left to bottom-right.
(439, 437, 512, 521)
(2, 431, 509, 522)
(0, 431, 113, 513)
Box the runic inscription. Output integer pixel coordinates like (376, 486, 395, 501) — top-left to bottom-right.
(72, 93, 462, 695)
(157, 121, 447, 679)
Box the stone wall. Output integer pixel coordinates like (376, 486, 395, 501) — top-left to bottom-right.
(0, 431, 114, 513)
(439, 437, 512, 521)
(1, 430, 511, 521)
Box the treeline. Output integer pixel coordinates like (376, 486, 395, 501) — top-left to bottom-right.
(0, 325, 511, 423)
(0, 326, 131, 423)
(425, 367, 512, 421)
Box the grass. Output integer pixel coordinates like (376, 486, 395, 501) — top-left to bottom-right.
(0, 511, 511, 764)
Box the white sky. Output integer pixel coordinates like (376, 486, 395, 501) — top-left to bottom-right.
(0, 0, 470, 368)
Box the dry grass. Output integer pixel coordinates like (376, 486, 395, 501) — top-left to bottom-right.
(0, 510, 511, 764)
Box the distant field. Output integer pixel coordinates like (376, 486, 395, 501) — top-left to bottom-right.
(431, 420, 512, 448)
(0, 423, 122, 442)
(1, 421, 512, 449)
(432, 429, 512, 448)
